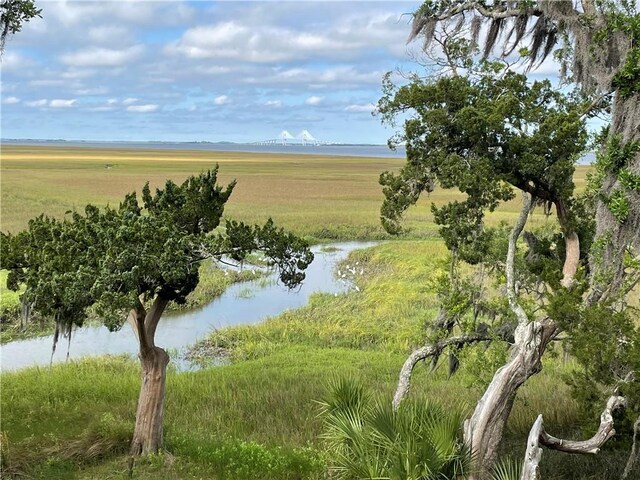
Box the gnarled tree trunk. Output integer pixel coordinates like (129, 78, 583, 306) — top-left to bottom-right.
(464, 320, 556, 479)
(589, 92, 640, 303)
(128, 296, 170, 455)
(130, 345, 170, 455)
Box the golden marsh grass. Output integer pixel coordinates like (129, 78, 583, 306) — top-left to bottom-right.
(1, 145, 590, 238)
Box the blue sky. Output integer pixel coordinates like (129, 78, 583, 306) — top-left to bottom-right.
(1, 0, 436, 144)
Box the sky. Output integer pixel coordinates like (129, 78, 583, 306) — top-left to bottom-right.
(1, 0, 571, 144)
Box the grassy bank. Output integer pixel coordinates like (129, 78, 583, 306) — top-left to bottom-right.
(1, 241, 635, 479)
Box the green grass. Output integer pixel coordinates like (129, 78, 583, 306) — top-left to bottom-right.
(2, 240, 636, 479)
(196, 241, 448, 362)
(2, 145, 633, 479)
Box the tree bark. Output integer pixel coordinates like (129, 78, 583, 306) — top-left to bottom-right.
(464, 320, 556, 479)
(128, 296, 170, 455)
(130, 345, 170, 455)
(589, 92, 640, 303)
(463, 194, 558, 479)
(556, 199, 580, 289)
(520, 395, 626, 480)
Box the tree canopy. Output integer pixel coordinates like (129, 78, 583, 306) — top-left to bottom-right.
(1, 167, 312, 336)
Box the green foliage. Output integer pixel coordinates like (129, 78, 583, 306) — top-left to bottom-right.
(605, 7, 640, 98)
(1, 166, 312, 332)
(491, 457, 522, 480)
(618, 168, 640, 192)
(0, 0, 41, 51)
(319, 378, 469, 480)
(378, 68, 587, 253)
(170, 436, 325, 480)
(589, 135, 640, 223)
(594, 135, 640, 176)
(606, 188, 631, 222)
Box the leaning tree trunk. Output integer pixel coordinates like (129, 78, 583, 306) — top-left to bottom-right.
(130, 345, 170, 455)
(462, 193, 564, 479)
(463, 320, 556, 479)
(128, 296, 170, 455)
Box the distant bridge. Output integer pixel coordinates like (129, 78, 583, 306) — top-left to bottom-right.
(253, 130, 334, 146)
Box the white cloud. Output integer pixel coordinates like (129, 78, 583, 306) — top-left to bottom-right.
(49, 99, 77, 108)
(61, 69, 98, 80)
(122, 98, 138, 105)
(305, 96, 323, 106)
(213, 95, 231, 105)
(167, 11, 409, 64)
(345, 103, 376, 113)
(88, 25, 133, 46)
(126, 104, 159, 112)
(264, 100, 282, 108)
(25, 99, 48, 107)
(1, 52, 36, 72)
(2, 97, 20, 105)
(244, 66, 383, 88)
(45, 1, 191, 28)
(88, 106, 116, 112)
(74, 87, 108, 95)
(60, 45, 144, 67)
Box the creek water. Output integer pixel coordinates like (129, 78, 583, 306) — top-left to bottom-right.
(0, 241, 376, 372)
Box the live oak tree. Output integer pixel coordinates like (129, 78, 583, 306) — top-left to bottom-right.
(378, 1, 639, 478)
(0, 167, 313, 455)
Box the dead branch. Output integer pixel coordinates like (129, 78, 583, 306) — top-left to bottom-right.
(520, 395, 627, 479)
(392, 332, 491, 410)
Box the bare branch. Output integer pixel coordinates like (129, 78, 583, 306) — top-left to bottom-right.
(507, 193, 535, 325)
(521, 395, 627, 479)
(393, 333, 491, 410)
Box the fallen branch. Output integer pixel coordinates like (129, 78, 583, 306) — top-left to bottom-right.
(392, 333, 491, 410)
(520, 395, 627, 480)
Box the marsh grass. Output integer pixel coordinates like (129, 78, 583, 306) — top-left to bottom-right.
(0, 145, 589, 240)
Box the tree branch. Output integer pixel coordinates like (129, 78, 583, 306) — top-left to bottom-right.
(393, 333, 491, 410)
(521, 395, 627, 479)
(144, 295, 169, 347)
(128, 299, 150, 353)
(507, 193, 535, 326)
(433, 2, 541, 21)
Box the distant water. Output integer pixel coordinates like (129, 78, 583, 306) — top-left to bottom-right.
(2, 139, 406, 159)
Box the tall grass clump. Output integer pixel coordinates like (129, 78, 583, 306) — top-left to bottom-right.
(319, 378, 469, 480)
